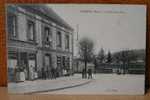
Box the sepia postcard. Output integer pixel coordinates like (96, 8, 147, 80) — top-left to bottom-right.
(6, 4, 146, 95)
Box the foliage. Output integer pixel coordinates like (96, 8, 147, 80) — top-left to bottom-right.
(78, 37, 94, 63)
(113, 50, 140, 64)
(106, 51, 112, 63)
(97, 48, 105, 63)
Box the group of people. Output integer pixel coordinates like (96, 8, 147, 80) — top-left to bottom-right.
(82, 68, 93, 79)
(14, 65, 37, 82)
(41, 67, 57, 80)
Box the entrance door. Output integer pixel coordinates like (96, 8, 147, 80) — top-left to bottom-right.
(45, 55, 50, 67)
(20, 52, 28, 80)
(28, 53, 36, 80)
(45, 54, 51, 78)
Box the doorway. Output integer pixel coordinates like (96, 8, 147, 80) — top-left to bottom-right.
(20, 52, 29, 80)
(44, 54, 52, 78)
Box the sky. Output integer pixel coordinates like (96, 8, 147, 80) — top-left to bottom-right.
(48, 4, 146, 56)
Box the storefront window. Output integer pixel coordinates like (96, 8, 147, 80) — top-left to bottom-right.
(8, 52, 18, 69)
(8, 52, 18, 81)
(57, 56, 62, 69)
(67, 57, 70, 69)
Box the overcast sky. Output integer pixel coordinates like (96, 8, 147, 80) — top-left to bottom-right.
(48, 4, 146, 56)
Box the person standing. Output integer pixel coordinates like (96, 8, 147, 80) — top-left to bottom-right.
(42, 67, 46, 79)
(14, 65, 19, 82)
(51, 67, 56, 79)
(88, 69, 92, 79)
(82, 68, 86, 79)
(29, 65, 34, 81)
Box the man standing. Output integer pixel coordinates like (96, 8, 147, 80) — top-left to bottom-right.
(88, 69, 92, 79)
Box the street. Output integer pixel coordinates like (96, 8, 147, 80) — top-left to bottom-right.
(41, 74, 145, 95)
(8, 73, 144, 95)
(8, 74, 91, 94)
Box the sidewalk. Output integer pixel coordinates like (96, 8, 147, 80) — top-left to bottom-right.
(8, 74, 92, 94)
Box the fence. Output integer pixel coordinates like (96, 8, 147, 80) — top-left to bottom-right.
(95, 63, 145, 74)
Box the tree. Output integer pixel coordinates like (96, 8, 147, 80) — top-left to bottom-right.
(113, 50, 138, 74)
(78, 37, 94, 78)
(113, 50, 135, 64)
(97, 48, 105, 64)
(120, 50, 138, 65)
(106, 51, 112, 63)
(93, 55, 98, 73)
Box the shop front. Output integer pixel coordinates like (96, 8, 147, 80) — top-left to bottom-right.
(8, 50, 37, 82)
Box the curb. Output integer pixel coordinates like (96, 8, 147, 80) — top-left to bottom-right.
(24, 79, 93, 94)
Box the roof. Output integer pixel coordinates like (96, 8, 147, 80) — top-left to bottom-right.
(11, 4, 73, 31)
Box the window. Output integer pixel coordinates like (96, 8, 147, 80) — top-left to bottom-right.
(7, 13, 17, 38)
(56, 56, 62, 76)
(65, 35, 69, 49)
(27, 20, 35, 41)
(8, 52, 18, 68)
(45, 27, 51, 42)
(61, 56, 70, 69)
(57, 56, 61, 65)
(8, 52, 18, 59)
(63, 56, 65, 67)
(44, 27, 52, 47)
(67, 57, 70, 69)
(56, 31, 62, 47)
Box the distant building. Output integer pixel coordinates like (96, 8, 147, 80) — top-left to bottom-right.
(7, 5, 74, 81)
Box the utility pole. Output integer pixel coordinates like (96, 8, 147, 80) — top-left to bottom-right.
(76, 24, 79, 41)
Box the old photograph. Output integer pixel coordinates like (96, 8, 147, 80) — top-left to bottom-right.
(6, 4, 146, 95)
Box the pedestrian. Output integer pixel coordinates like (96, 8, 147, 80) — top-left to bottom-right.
(29, 65, 34, 81)
(88, 69, 92, 79)
(42, 67, 46, 80)
(53, 68, 56, 79)
(51, 68, 56, 79)
(82, 68, 84, 79)
(82, 68, 86, 79)
(14, 65, 18, 82)
(24, 68, 27, 80)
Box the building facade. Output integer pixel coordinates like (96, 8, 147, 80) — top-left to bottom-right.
(7, 5, 74, 81)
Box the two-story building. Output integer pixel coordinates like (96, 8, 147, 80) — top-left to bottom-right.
(7, 4, 74, 81)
